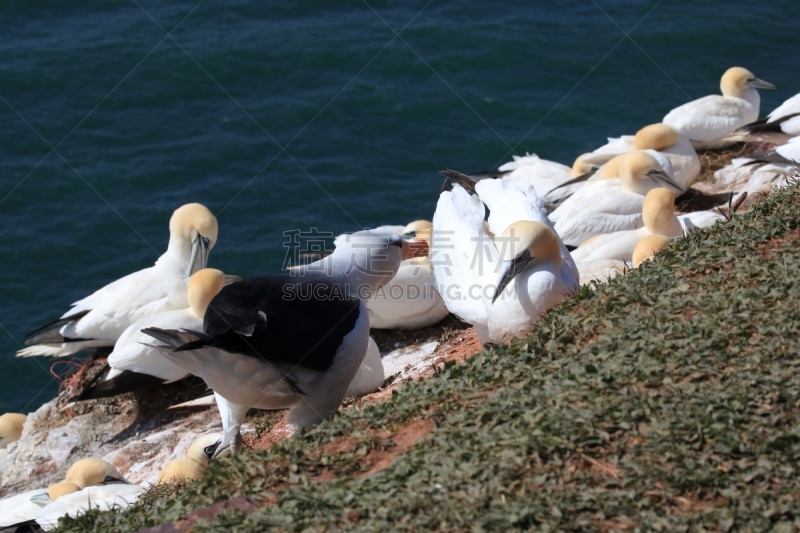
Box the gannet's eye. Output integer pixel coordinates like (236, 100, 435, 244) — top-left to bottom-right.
(104, 476, 116, 482)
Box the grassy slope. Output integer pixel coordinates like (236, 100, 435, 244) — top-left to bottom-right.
(62, 181, 800, 532)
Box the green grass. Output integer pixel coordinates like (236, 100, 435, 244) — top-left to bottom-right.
(60, 180, 800, 532)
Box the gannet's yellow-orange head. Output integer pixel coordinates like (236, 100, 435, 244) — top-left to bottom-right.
(571, 154, 594, 177)
(720, 67, 775, 98)
(170, 203, 218, 249)
(633, 234, 672, 267)
(169, 203, 219, 277)
(619, 151, 681, 195)
(641, 188, 682, 237)
(185, 433, 222, 481)
(187, 268, 227, 317)
(0, 413, 26, 448)
(156, 459, 187, 486)
(633, 123, 682, 151)
(597, 153, 626, 180)
(65, 458, 126, 490)
(493, 221, 562, 303)
(47, 481, 81, 502)
(402, 220, 432, 235)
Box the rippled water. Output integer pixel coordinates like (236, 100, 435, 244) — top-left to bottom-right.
(1, 0, 797, 412)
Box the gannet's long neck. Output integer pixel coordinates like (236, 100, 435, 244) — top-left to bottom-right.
(156, 235, 195, 278)
(739, 87, 760, 110)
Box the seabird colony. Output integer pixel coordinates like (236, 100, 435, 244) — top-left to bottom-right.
(1, 64, 796, 529)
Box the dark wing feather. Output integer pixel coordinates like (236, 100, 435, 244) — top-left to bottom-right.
(201, 276, 362, 372)
(738, 112, 800, 134)
(23, 309, 92, 345)
(76, 367, 166, 401)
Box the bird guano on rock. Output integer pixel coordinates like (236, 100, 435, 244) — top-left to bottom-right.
(663, 66, 775, 148)
(18, 203, 219, 358)
(143, 231, 423, 455)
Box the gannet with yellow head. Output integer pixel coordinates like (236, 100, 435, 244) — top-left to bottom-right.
(18, 203, 220, 358)
(432, 173, 578, 344)
(580, 123, 700, 189)
(663, 66, 775, 148)
(157, 433, 222, 485)
(550, 151, 683, 247)
(36, 459, 142, 530)
(0, 457, 127, 529)
(367, 219, 448, 330)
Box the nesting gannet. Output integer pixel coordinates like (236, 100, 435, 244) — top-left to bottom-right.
(18, 203, 219, 358)
(77, 269, 236, 400)
(549, 152, 683, 247)
(156, 433, 222, 485)
(663, 67, 775, 148)
(0, 412, 26, 467)
(581, 123, 700, 189)
(633, 234, 672, 267)
(432, 172, 578, 344)
(0, 458, 125, 529)
(36, 484, 144, 531)
(715, 135, 800, 194)
(739, 91, 800, 140)
(143, 231, 422, 454)
(571, 188, 723, 263)
(368, 223, 450, 329)
(34, 458, 139, 530)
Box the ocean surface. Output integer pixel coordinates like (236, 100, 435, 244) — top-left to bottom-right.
(1, 0, 798, 413)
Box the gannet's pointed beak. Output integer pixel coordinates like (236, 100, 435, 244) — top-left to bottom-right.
(493, 256, 531, 304)
(747, 78, 775, 90)
(402, 240, 429, 260)
(223, 275, 242, 286)
(101, 476, 131, 485)
(29, 492, 52, 505)
(188, 235, 212, 277)
(647, 169, 683, 193)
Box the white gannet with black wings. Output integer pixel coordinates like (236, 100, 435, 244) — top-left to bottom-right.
(18, 203, 219, 358)
(144, 232, 422, 454)
(432, 171, 578, 345)
(663, 66, 775, 148)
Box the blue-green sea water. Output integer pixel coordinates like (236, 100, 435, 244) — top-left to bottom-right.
(1, 0, 798, 412)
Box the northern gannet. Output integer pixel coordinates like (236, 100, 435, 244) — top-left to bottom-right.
(432, 172, 578, 344)
(549, 151, 683, 247)
(663, 66, 775, 148)
(571, 188, 723, 263)
(18, 203, 219, 358)
(367, 222, 450, 329)
(156, 433, 222, 485)
(0, 458, 127, 530)
(581, 123, 700, 189)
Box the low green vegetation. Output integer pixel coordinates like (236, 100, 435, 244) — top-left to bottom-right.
(62, 179, 800, 532)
